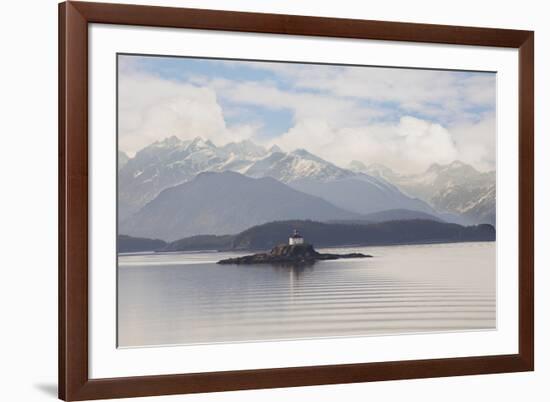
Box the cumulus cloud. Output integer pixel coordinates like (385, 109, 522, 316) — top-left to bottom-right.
(449, 115, 496, 172)
(118, 72, 256, 155)
(274, 116, 464, 174)
(118, 56, 496, 173)
(197, 72, 495, 173)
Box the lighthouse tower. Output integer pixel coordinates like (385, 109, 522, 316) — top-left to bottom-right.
(289, 229, 304, 245)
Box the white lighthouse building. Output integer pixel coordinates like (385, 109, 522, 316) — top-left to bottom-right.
(289, 229, 304, 245)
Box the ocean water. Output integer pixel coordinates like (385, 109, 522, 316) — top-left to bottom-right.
(117, 242, 496, 347)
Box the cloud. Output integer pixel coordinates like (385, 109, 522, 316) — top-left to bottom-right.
(196, 73, 495, 173)
(449, 115, 496, 172)
(118, 56, 496, 173)
(118, 72, 256, 155)
(205, 78, 383, 127)
(273, 116, 464, 174)
(233, 62, 496, 123)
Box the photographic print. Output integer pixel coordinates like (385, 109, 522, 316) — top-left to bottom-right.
(116, 54, 497, 348)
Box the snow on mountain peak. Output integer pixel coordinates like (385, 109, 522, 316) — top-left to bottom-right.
(222, 139, 267, 158)
(154, 135, 185, 148)
(120, 137, 397, 220)
(268, 144, 283, 154)
(187, 136, 215, 150)
(290, 148, 327, 163)
(291, 148, 313, 157)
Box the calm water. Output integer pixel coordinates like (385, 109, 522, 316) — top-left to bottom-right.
(118, 242, 496, 347)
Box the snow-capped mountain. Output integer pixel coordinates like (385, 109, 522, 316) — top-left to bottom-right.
(118, 136, 434, 223)
(430, 181, 495, 226)
(119, 136, 352, 219)
(243, 148, 432, 215)
(244, 148, 353, 183)
(118, 136, 268, 219)
(353, 160, 496, 225)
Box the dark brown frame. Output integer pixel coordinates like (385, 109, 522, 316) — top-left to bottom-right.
(59, 1, 534, 400)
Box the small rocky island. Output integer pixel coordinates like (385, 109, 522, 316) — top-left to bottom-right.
(218, 230, 371, 265)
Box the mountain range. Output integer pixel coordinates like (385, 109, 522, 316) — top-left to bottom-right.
(119, 171, 359, 241)
(351, 160, 496, 225)
(118, 136, 496, 241)
(118, 136, 433, 221)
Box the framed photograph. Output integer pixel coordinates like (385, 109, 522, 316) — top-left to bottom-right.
(59, 1, 534, 400)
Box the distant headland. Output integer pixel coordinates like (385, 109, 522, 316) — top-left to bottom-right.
(217, 230, 371, 265)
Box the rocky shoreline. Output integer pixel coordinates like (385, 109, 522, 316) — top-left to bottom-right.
(217, 243, 371, 265)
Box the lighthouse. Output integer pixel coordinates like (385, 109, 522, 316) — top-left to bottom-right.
(289, 229, 304, 245)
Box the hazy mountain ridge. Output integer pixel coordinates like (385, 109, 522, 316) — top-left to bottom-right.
(354, 160, 496, 225)
(119, 136, 435, 223)
(119, 136, 495, 240)
(289, 176, 432, 216)
(118, 136, 256, 219)
(244, 148, 353, 183)
(120, 171, 360, 241)
(119, 137, 355, 210)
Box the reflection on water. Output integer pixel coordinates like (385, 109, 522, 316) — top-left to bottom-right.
(118, 242, 496, 347)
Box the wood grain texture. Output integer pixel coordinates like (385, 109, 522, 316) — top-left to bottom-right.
(518, 32, 535, 370)
(58, 1, 534, 400)
(59, 2, 89, 400)
(72, 1, 531, 48)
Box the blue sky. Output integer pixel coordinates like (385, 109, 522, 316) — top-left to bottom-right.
(118, 54, 496, 173)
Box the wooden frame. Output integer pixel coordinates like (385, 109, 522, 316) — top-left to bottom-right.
(59, 1, 534, 400)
